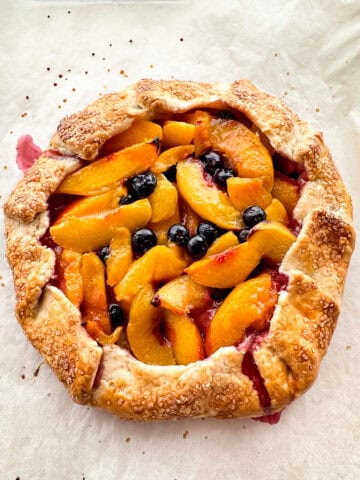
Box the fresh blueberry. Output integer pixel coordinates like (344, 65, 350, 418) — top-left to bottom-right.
(109, 304, 124, 328)
(186, 235, 208, 259)
(167, 224, 190, 246)
(163, 165, 177, 182)
(242, 206, 267, 228)
(236, 228, 251, 243)
(128, 171, 157, 198)
(97, 246, 110, 263)
(131, 228, 157, 254)
(119, 193, 138, 205)
(213, 167, 235, 187)
(200, 150, 224, 175)
(197, 222, 221, 245)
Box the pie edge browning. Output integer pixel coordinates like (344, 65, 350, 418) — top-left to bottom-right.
(4, 79, 355, 419)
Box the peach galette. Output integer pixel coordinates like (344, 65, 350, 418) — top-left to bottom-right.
(4, 80, 354, 421)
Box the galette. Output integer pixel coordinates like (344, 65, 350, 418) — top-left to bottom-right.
(4, 79, 355, 421)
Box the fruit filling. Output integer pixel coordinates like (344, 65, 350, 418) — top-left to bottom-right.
(41, 111, 304, 384)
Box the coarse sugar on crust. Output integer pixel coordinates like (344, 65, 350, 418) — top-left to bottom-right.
(4, 79, 355, 420)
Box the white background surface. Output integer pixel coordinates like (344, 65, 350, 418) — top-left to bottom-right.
(1, 1, 359, 479)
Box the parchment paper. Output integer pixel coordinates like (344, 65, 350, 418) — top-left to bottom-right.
(1, 1, 359, 479)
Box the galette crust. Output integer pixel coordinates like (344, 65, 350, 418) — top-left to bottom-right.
(4, 79, 355, 420)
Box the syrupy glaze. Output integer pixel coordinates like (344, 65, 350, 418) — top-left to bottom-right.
(191, 297, 223, 336)
(16, 135, 42, 173)
(47, 193, 80, 224)
(253, 411, 283, 424)
(241, 350, 271, 410)
(272, 153, 304, 178)
(272, 153, 308, 239)
(201, 164, 217, 187)
(287, 217, 302, 236)
(237, 271, 288, 424)
(270, 270, 289, 292)
(40, 194, 82, 289)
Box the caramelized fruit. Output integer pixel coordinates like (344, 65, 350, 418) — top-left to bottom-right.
(47, 107, 301, 367)
(162, 121, 195, 148)
(156, 275, 210, 315)
(164, 311, 204, 365)
(101, 119, 162, 155)
(205, 273, 277, 355)
(186, 221, 295, 288)
(50, 199, 152, 252)
(149, 174, 178, 223)
(177, 159, 242, 230)
(57, 142, 158, 196)
(127, 284, 175, 365)
(114, 245, 186, 307)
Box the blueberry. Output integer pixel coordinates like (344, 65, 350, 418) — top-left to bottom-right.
(119, 193, 138, 205)
(186, 235, 208, 259)
(197, 222, 221, 245)
(200, 150, 224, 175)
(109, 304, 123, 328)
(242, 206, 267, 228)
(128, 171, 157, 198)
(167, 223, 190, 246)
(97, 246, 110, 263)
(163, 165, 177, 182)
(236, 228, 250, 243)
(131, 228, 157, 254)
(214, 168, 235, 187)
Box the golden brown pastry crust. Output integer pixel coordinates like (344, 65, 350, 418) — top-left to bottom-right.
(4, 79, 355, 420)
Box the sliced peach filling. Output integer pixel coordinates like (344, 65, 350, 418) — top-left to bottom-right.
(44, 109, 303, 366)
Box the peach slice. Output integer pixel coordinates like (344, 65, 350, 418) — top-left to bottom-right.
(149, 205, 180, 245)
(179, 198, 201, 236)
(186, 221, 296, 288)
(151, 145, 195, 175)
(54, 185, 127, 223)
(205, 273, 278, 355)
(271, 174, 300, 215)
(114, 245, 187, 307)
(81, 252, 111, 334)
(149, 174, 178, 223)
(162, 121, 195, 148)
(60, 249, 83, 307)
(127, 284, 175, 365)
(194, 113, 274, 191)
(57, 142, 158, 196)
(265, 198, 289, 224)
(212, 119, 274, 191)
(191, 110, 213, 155)
(50, 199, 152, 252)
(248, 221, 296, 263)
(227, 177, 272, 212)
(86, 320, 123, 345)
(206, 231, 239, 257)
(101, 120, 162, 155)
(186, 242, 261, 288)
(156, 275, 211, 315)
(177, 159, 242, 230)
(164, 311, 204, 365)
(106, 227, 133, 286)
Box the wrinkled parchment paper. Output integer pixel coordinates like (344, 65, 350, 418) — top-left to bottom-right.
(1, 1, 359, 478)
